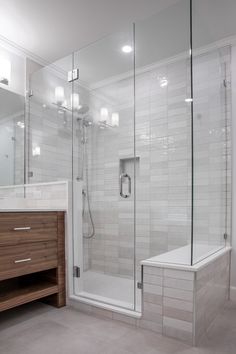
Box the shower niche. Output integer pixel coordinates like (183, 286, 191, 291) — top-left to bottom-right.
(119, 157, 139, 199)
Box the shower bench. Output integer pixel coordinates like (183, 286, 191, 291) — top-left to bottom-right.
(0, 211, 66, 312)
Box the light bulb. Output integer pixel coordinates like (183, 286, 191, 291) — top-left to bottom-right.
(55, 86, 65, 105)
(100, 107, 109, 122)
(71, 93, 81, 110)
(111, 112, 119, 127)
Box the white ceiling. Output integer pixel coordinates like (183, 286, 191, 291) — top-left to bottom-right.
(0, 0, 180, 63)
(48, 0, 236, 86)
(1, 0, 236, 86)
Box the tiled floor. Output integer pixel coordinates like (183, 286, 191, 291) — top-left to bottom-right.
(0, 301, 236, 354)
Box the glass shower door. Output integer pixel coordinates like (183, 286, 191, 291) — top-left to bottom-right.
(72, 26, 137, 310)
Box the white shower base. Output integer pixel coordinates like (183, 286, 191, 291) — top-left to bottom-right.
(79, 270, 141, 311)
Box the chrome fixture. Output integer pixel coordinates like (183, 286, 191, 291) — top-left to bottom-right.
(13, 227, 31, 231)
(77, 113, 95, 239)
(119, 173, 131, 198)
(14, 258, 31, 264)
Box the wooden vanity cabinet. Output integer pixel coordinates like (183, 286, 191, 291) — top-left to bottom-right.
(0, 211, 66, 312)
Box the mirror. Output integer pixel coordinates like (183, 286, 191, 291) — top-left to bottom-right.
(0, 87, 25, 186)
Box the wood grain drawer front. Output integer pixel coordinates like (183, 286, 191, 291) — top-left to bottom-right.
(0, 241, 57, 281)
(0, 213, 58, 246)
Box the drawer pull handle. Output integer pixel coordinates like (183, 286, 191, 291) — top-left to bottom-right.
(14, 258, 32, 264)
(13, 227, 31, 231)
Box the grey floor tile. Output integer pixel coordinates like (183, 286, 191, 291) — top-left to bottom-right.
(1, 301, 236, 354)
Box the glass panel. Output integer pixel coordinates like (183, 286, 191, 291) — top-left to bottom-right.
(134, 0, 192, 267)
(192, 0, 233, 263)
(28, 56, 73, 183)
(0, 88, 25, 185)
(72, 26, 136, 310)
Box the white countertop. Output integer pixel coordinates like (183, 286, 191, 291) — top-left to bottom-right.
(0, 209, 67, 212)
(141, 245, 231, 271)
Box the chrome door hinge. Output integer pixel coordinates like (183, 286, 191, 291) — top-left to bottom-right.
(137, 281, 143, 290)
(224, 233, 228, 240)
(73, 266, 80, 278)
(68, 69, 79, 82)
(28, 171, 33, 178)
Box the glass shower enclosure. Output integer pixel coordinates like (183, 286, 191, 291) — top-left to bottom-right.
(28, 0, 231, 313)
(72, 0, 192, 312)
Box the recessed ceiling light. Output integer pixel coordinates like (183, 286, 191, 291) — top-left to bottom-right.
(122, 45, 132, 53)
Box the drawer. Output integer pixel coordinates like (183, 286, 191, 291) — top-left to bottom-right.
(0, 212, 58, 246)
(0, 241, 57, 281)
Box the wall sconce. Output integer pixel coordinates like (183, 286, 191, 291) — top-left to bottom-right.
(111, 112, 119, 127)
(71, 93, 81, 111)
(0, 57, 11, 85)
(100, 107, 109, 123)
(55, 86, 65, 106)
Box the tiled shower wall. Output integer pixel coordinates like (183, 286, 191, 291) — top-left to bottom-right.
(84, 46, 231, 277)
(24, 45, 231, 278)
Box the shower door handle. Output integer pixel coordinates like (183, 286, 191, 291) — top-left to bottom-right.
(120, 173, 131, 198)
